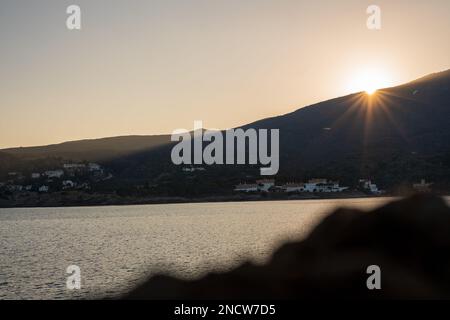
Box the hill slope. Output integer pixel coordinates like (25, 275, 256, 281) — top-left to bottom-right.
(1, 69, 449, 191)
(242, 69, 450, 185)
(1, 135, 172, 161)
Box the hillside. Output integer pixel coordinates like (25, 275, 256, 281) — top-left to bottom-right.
(241, 69, 450, 187)
(1, 135, 172, 161)
(1, 69, 449, 193)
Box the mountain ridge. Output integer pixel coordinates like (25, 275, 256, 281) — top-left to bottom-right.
(2, 68, 449, 158)
(1, 69, 449, 192)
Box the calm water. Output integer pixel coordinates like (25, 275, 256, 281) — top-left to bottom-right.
(0, 197, 414, 299)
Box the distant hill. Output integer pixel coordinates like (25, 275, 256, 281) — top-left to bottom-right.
(1, 135, 172, 161)
(1, 69, 449, 192)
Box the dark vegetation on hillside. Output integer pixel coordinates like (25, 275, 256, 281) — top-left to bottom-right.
(1, 70, 449, 196)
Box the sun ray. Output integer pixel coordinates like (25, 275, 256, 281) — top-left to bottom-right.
(325, 89, 414, 177)
(371, 91, 411, 144)
(346, 67, 394, 96)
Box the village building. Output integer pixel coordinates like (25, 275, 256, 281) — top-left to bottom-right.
(7, 172, 24, 180)
(256, 179, 275, 192)
(302, 179, 322, 192)
(76, 182, 90, 190)
(44, 170, 64, 178)
(39, 185, 49, 193)
(282, 180, 348, 193)
(88, 163, 102, 171)
(31, 173, 41, 179)
(316, 181, 349, 193)
(236, 179, 348, 193)
(234, 183, 259, 193)
(62, 180, 76, 189)
(63, 163, 86, 169)
(303, 179, 325, 192)
(413, 179, 433, 193)
(281, 183, 306, 193)
(359, 179, 382, 194)
(182, 167, 206, 173)
(7, 185, 23, 192)
(63, 163, 87, 176)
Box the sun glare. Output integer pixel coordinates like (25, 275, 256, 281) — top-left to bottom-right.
(347, 68, 393, 95)
(365, 86, 377, 95)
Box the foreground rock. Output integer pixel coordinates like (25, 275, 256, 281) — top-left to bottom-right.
(123, 194, 450, 299)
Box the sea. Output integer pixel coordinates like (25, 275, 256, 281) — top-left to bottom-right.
(0, 197, 445, 299)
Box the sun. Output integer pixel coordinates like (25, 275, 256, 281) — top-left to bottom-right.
(365, 86, 377, 95)
(347, 67, 393, 95)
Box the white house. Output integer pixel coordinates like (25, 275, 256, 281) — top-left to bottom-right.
(88, 163, 102, 171)
(63, 163, 86, 169)
(63, 164, 86, 175)
(62, 180, 76, 189)
(281, 183, 306, 193)
(301, 179, 348, 193)
(76, 182, 90, 190)
(7, 185, 23, 192)
(318, 181, 349, 193)
(31, 173, 41, 179)
(44, 170, 64, 178)
(413, 179, 433, 193)
(182, 167, 206, 172)
(234, 183, 259, 193)
(39, 185, 49, 192)
(256, 179, 275, 192)
(360, 179, 381, 194)
(303, 179, 325, 192)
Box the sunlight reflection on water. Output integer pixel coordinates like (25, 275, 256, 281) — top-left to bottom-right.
(1, 197, 444, 299)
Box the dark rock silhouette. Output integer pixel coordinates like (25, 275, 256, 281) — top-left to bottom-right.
(123, 194, 450, 299)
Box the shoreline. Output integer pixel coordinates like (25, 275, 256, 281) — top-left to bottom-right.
(1, 190, 444, 209)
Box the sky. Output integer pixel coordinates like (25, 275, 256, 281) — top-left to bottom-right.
(0, 0, 449, 148)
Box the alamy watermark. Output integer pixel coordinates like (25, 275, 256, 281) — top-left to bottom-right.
(66, 5, 81, 30)
(66, 265, 81, 290)
(171, 121, 279, 176)
(367, 5, 381, 30)
(65, 5, 380, 31)
(366, 265, 381, 290)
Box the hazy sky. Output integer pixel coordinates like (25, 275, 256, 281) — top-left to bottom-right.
(0, 0, 449, 148)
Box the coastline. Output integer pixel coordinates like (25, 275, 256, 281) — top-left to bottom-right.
(0, 190, 412, 209)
